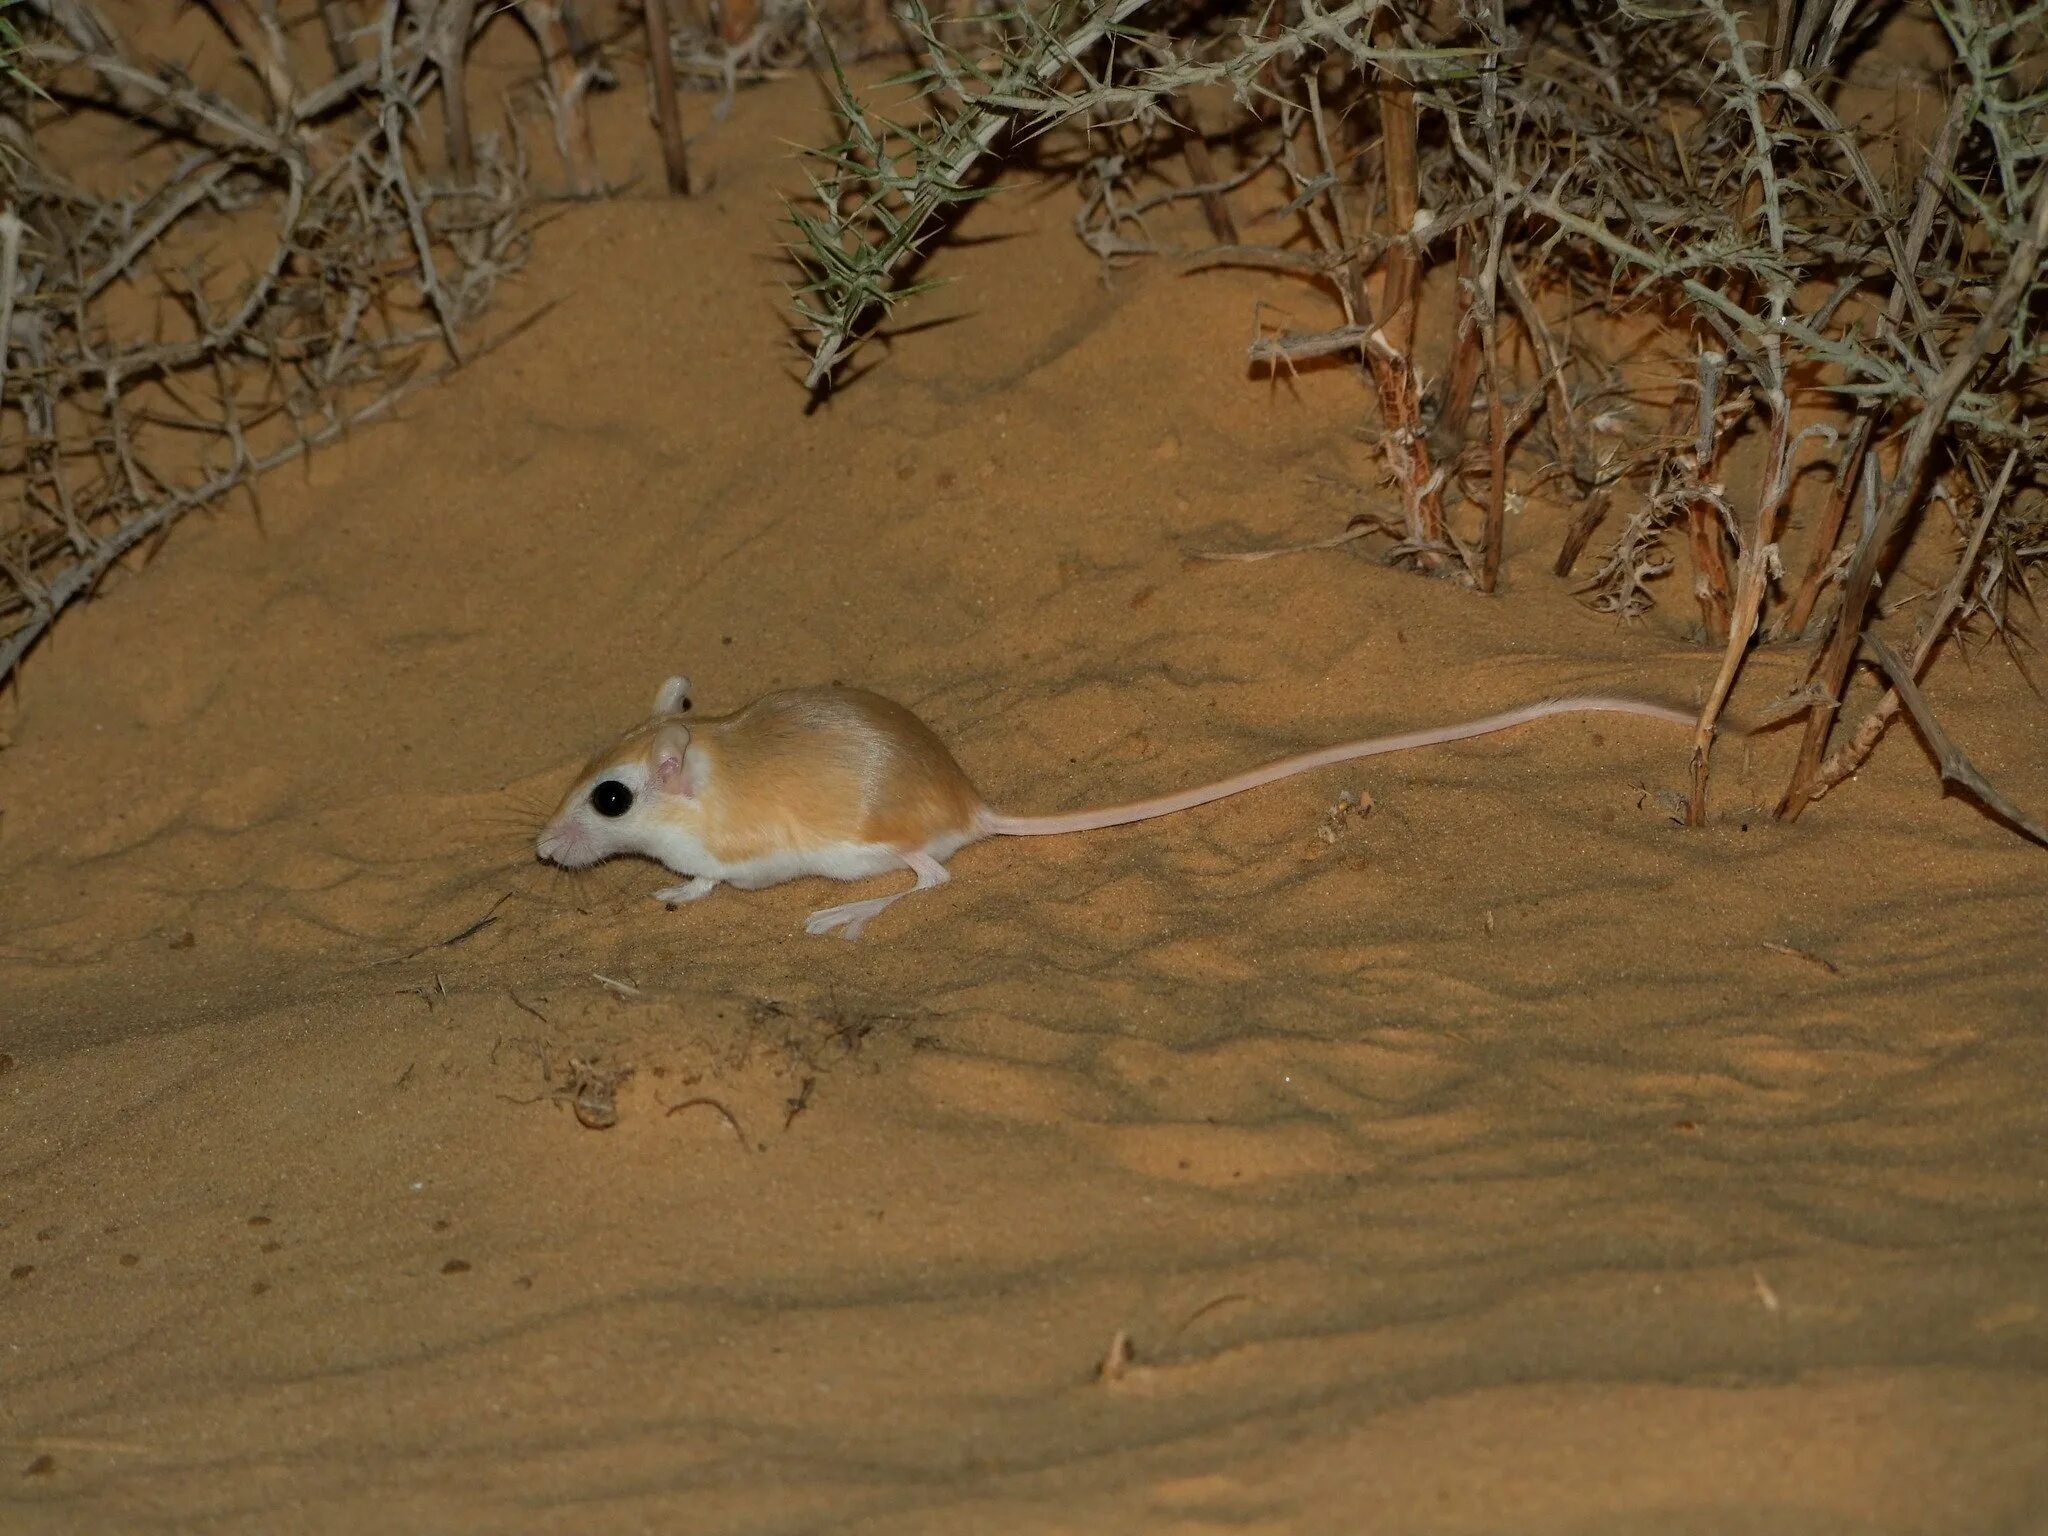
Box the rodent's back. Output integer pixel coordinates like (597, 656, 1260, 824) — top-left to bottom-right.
(696, 687, 984, 860)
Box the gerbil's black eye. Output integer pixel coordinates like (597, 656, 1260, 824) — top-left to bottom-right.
(590, 780, 634, 818)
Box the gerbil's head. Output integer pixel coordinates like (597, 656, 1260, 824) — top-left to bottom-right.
(536, 676, 702, 869)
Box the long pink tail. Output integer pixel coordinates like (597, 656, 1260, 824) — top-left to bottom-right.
(976, 696, 1696, 837)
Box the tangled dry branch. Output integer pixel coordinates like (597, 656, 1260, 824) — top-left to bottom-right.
(787, 0, 2048, 835)
(0, 0, 547, 686)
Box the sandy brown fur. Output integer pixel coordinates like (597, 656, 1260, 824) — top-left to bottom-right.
(651, 688, 984, 860)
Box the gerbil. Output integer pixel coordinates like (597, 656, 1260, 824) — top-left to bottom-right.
(535, 674, 1698, 940)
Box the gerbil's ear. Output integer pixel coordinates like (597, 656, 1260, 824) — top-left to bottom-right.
(649, 724, 702, 797)
(652, 675, 692, 716)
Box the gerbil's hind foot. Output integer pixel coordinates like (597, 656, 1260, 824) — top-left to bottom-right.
(803, 893, 899, 941)
(654, 876, 719, 907)
(803, 850, 950, 942)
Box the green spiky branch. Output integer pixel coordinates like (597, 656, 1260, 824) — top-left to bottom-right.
(787, 0, 1156, 393)
(785, 0, 1470, 390)
(0, 0, 34, 96)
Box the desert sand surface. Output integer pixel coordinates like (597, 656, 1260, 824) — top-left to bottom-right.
(4, 23, 2048, 1536)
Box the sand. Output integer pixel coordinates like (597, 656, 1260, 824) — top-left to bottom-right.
(4, 26, 2047, 1536)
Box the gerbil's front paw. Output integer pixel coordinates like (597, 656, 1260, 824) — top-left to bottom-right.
(653, 877, 718, 907)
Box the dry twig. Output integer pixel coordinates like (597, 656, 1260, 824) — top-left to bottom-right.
(0, 1, 537, 687)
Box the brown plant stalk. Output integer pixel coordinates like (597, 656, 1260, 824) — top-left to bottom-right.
(1778, 174, 2048, 822)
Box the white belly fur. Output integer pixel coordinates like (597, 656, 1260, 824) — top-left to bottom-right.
(641, 824, 983, 891)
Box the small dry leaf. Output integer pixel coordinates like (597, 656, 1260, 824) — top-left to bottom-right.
(1096, 1329, 1136, 1384)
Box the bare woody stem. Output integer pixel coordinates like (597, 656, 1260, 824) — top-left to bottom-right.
(1778, 172, 2048, 822)
(1470, 0, 1510, 592)
(1478, 298, 1506, 592)
(515, 0, 601, 195)
(204, 0, 298, 114)
(1295, 70, 1446, 572)
(1372, 4, 1421, 364)
(1471, 198, 1510, 593)
(1776, 412, 1870, 639)
(1176, 103, 1237, 244)
(1370, 11, 1445, 564)
(319, 0, 360, 74)
(1684, 349, 1733, 644)
(1498, 256, 1586, 493)
(1866, 636, 2048, 847)
(0, 210, 22, 432)
(642, 0, 692, 194)
(436, 0, 479, 177)
(1779, 87, 1971, 639)
(1804, 454, 2014, 801)
(1688, 339, 1797, 827)
(1432, 233, 1482, 455)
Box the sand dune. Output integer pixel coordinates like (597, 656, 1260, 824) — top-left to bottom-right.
(4, 47, 2047, 1536)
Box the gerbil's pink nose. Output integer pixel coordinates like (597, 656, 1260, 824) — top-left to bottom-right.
(536, 825, 580, 866)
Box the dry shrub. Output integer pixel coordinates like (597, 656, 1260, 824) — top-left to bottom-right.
(787, 0, 2048, 836)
